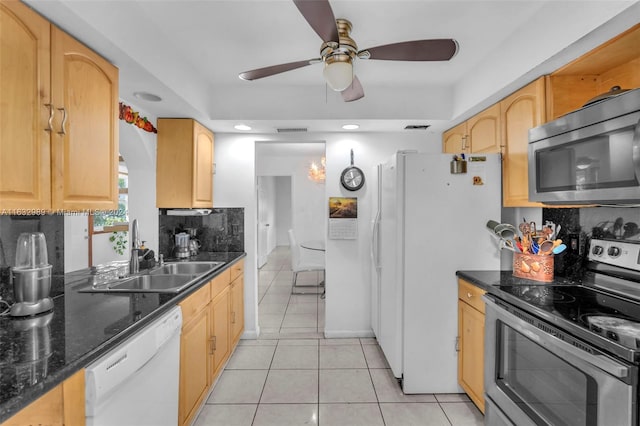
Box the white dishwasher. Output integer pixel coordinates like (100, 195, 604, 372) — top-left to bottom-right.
(85, 305, 182, 426)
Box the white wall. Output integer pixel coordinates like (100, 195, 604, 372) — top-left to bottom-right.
(256, 148, 326, 245)
(275, 176, 292, 246)
(64, 103, 159, 270)
(257, 176, 277, 256)
(214, 131, 441, 338)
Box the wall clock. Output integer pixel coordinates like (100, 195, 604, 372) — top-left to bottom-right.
(340, 149, 365, 191)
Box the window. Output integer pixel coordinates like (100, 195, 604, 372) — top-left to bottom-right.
(91, 155, 129, 233)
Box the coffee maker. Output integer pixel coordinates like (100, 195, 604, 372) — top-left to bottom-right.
(10, 232, 54, 317)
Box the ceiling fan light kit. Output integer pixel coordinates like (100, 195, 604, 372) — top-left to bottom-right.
(239, 0, 458, 102)
(323, 55, 353, 91)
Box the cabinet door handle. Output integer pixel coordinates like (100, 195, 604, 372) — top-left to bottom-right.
(231, 312, 236, 324)
(57, 107, 67, 135)
(210, 336, 216, 354)
(461, 135, 468, 150)
(44, 104, 54, 132)
(467, 292, 473, 299)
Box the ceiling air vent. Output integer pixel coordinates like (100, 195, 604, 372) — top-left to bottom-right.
(276, 127, 308, 133)
(404, 125, 431, 130)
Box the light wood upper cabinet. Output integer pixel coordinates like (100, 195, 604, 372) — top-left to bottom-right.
(500, 78, 546, 208)
(157, 118, 214, 208)
(0, 1, 118, 212)
(442, 104, 501, 154)
(546, 23, 640, 120)
(457, 279, 485, 414)
(0, 1, 51, 210)
(442, 122, 468, 154)
(467, 104, 501, 154)
(51, 28, 119, 211)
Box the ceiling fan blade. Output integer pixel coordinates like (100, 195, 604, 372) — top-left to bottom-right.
(293, 0, 339, 43)
(361, 39, 458, 61)
(239, 59, 319, 81)
(341, 76, 364, 102)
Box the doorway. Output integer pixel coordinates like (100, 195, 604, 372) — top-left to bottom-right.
(257, 176, 292, 268)
(254, 141, 326, 337)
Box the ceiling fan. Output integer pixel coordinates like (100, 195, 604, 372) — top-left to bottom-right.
(238, 0, 458, 102)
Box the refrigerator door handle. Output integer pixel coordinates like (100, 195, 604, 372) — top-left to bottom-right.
(371, 210, 381, 270)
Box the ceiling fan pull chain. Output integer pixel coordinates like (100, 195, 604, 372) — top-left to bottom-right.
(350, 149, 354, 166)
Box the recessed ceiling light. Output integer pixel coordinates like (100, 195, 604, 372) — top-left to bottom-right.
(342, 124, 359, 130)
(133, 91, 162, 102)
(234, 124, 252, 131)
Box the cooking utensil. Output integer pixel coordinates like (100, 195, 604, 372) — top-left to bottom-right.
(486, 220, 500, 233)
(499, 238, 518, 252)
(583, 86, 631, 107)
(552, 243, 567, 254)
(494, 223, 517, 240)
(539, 239, 562, 255)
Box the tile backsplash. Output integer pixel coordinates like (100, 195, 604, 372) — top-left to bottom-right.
(543, 206, 640, 279)
(158, 208, 244, 259)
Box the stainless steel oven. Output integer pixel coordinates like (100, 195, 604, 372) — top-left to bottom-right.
(528, 88, 640, 205)
(484, 295, 637, 426)
(484, 238, 640, 426)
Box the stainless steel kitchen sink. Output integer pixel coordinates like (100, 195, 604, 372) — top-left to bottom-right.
(78, 261, 225, 294)
(148, 261, 225, 276)
(107, 274, 200, 293)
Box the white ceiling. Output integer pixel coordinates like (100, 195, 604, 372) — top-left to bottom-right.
(25, 0, 639, 134)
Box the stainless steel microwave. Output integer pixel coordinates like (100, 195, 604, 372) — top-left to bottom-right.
(528, 88, 640, 205)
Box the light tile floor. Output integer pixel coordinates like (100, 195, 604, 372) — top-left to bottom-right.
(193, 247, 484, 426)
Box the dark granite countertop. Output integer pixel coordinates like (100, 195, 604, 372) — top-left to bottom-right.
(456, 270, 582, 292)
(0, 252, 246, 423)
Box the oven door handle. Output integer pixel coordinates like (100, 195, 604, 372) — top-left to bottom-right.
(485, 296, 631, 380)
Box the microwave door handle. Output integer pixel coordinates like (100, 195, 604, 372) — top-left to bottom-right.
(633, 117, 640, 182)
(485, 297, 631, 380)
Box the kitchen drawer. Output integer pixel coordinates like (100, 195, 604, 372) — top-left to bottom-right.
(229, 259, 244, 281)
(180, 283, 211, 325)
(210, 269, 231, 299)
(458, 279, 486, 314)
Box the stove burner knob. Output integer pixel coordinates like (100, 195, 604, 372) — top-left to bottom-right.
(592, 245, 604, 256)
(608, 246, 621, 258)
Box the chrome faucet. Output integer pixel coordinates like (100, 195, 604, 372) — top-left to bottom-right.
(129, 219, 142, 274)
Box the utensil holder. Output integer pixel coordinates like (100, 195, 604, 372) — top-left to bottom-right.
(512, 253, 554, 282)
(450, 160, 467, 174)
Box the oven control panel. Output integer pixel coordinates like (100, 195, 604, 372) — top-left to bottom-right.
(588, 238, 640, 271)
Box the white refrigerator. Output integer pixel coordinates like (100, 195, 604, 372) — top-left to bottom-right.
(371, 152, 501, 394)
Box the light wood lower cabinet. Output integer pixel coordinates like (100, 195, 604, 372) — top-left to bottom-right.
(210, 286, 230, 381)
(179, 303, 210, 426)
(230, 274, 244, 347)
(178, 260, 245, 426)
(0, 369, 85, 426)
(457, 279, 486, 414)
